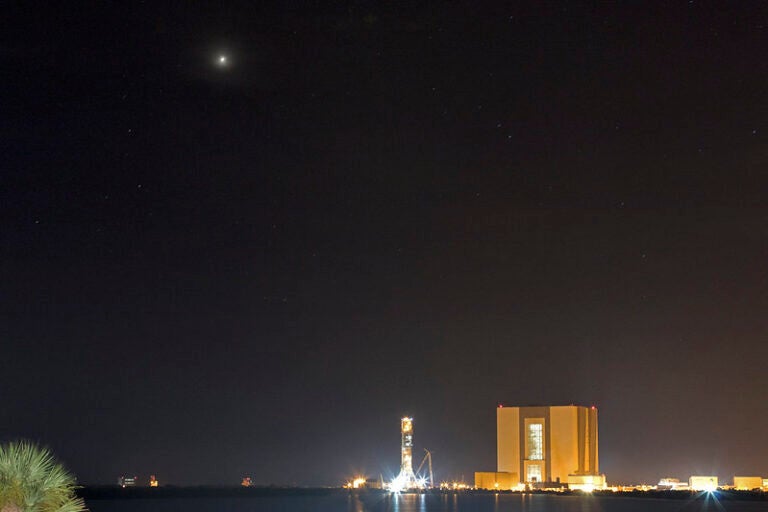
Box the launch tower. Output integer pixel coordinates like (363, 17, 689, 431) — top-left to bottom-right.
(398, 417, 417, 485)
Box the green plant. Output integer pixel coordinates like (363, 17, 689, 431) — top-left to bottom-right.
(0, 441, 86, 512)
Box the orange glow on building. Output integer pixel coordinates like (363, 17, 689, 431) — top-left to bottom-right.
(476, 404, 605, 490)
(344, 477, 367, 489)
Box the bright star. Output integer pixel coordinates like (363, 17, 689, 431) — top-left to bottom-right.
(214, 53, 231, 69)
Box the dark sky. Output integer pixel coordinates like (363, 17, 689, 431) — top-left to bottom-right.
(2, 1, 768, 486)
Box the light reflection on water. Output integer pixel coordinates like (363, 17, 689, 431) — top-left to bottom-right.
(86, 493, 766, 512)
(346, 493, 748, 512)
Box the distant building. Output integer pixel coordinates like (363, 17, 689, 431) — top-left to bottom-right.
(345, 477, 382, 489)
(475, 471, 517, 490)
(117, 476, 137, 487)
(733, 476, 762, 490)
(241, 477, 252, 487)
(657, 477, 688, 490)
(475, 404, 605, 490)
(149, 475, 158, 487)
(689, 476, 718, 491)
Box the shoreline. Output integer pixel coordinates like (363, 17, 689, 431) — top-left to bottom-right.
(78, 487, 768, 502)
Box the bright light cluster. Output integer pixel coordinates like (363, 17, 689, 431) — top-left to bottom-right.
(439, 481, 469, 490)
(344, 477, 367, 489)
(388, 474, 406, 493)
(387, 473, 431, 492)
(689, 476, 719, 492)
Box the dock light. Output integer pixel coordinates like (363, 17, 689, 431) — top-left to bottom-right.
(388, 474, 406, 493)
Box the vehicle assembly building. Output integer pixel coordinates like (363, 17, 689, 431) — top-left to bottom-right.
(476, 404, 606, 490)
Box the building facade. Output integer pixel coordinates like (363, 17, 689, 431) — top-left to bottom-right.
(733, 476, 762, 490)
(475, 471, 516, 490)
(689, 476, 718, 491)
(496, 404, 602, 488)
(117, 475, 137, 487)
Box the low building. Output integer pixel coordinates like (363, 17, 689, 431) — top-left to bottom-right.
(475, 471, 518, 490)
(364, 478, 383, 489)
(567, 474, 606, 492)
(733, 476, 762, 491)
(117, 476, 137, 487)
(689, 476, 718, 491)
(657, 477, 688, 490)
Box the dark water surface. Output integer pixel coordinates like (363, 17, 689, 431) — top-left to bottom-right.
(85, 493, 767, 512)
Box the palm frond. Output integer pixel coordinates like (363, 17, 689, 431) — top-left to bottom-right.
(0, 441, 86, 512)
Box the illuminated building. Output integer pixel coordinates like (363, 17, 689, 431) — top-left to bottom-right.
(344, 477, 367, 489)
(733, 476, 762, 490)
(658, 477, 688, 490)
(689, 476, 718, 491)
(241, 477, 252, 487)
(117, 476, 137, 487)
(346, 477, 384, 489)
(474, 471, 517, 490)
(149, 475, 158, 487)
(475, 404, 605, 490)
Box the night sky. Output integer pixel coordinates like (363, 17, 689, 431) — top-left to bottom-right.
(3, 2, 768, 486)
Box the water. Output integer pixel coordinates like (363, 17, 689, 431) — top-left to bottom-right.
(85, 493, 768, 512)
